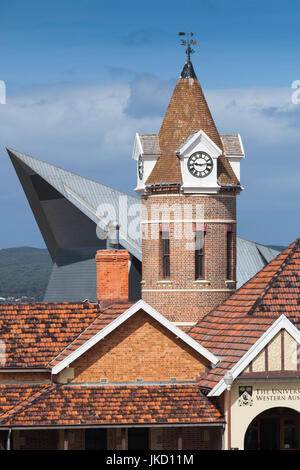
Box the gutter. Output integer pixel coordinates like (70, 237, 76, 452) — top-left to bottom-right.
(0, 369, 49, 373)
(0, 422, 225, 431)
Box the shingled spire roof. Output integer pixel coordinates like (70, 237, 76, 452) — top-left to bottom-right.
(146, 59, 235, 186)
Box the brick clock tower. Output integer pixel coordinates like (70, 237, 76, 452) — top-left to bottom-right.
(132, 52, 245, 327)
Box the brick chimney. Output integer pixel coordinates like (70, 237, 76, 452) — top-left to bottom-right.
(95, 250, 130, 302)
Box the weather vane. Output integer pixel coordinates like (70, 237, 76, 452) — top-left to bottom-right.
(178, 32, 197, 63)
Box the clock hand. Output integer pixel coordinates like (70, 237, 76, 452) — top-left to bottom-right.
(194, 163, 206, 170)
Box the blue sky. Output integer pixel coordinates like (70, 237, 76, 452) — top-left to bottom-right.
(0, 0, 300, 248)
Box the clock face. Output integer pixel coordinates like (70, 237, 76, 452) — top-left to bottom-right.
(138, 155, 144, 180)
(187, 152, 213, 178)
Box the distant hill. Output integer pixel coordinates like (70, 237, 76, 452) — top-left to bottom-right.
(0, 247, 52, 300)
(0, 244, 286, 302)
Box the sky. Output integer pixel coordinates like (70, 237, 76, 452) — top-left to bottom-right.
(0, 0, 300, 249)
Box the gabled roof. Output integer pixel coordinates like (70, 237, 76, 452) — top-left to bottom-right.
(0, 302, 114, 368)
(139, 134, 161, 155)
(0, 384, 224, 427)
(50, 301, 133, 371)
(209, 314, 300, 396)
(188, 238, 300, 390)
(51, 300, 220, 375)
(132, 134, 161, 161)
(221, 135, 244, 156)
(176, 129, 222, 156)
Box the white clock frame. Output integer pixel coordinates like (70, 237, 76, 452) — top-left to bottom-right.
(176, 129, 222, 194)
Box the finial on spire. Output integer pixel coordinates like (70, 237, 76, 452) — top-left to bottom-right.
(178, 31, 197, 64)
(178, 31, 198, 79)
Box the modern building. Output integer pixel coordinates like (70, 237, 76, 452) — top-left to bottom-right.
(0, 53, 299, 450)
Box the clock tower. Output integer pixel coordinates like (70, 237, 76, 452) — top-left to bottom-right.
(132, 51, 245, 327)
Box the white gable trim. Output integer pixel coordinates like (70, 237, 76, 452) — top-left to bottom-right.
(208, 315, 300, 397)
(238, 134, 245, 156)
(132, 133, 143, 161)
(52, 299, 219, 375)
(176, 129, 222, 157)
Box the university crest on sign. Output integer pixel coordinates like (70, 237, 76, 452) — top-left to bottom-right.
(238, 386, 253, 406)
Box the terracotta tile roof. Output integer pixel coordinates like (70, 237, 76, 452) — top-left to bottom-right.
(146, 64, 239, 188)
(221, 135, 244, 156)
(49, 302, 133, 368)
(189, 239, 300, 388)
(0, 384, 224, 426)
(217, 154, 240, 185)
(0, 302, 131, 369)
(0, 384, 48, 417)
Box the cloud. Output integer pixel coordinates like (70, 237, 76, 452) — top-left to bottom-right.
(124, 75, 300, 147)
(0, 74, 300, 247)
(206, 87, 300, 145)
(2, 76, 298, 168)
(124, 74, 175, 118)
(0, 80, 162, 169)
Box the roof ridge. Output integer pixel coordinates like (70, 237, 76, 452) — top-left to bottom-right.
(47, 302, 132, 368)
(187, 239, 298, 332)
(247, 238, 300, 316)
(46, 306, 104, 367)
(0, 384, 53, 423)
(7, 147, 140, 201)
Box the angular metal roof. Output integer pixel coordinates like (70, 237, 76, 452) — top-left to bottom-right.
(237, 237, 280, 288)
(7, 148, 281, 301)
(7, 148, 141, 261)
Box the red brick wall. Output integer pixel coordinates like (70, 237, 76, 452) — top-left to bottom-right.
(141, 193, 236, 322)
(95, 250, 130, 301)
(71, 310, 208, 383)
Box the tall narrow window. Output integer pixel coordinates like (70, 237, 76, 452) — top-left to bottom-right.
(161, 231, 170, 279)
(226, 230, 233, 280)
(195, 231, 205, 279)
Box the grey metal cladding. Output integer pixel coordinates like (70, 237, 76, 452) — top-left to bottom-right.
(256, 244, 280, 264)
(236, 237, 280, 288)
(44, 248, 141, 303)
(7, 148, 142, 261)
(44, 249, 97, 302)
(7, 148, 281, 298)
